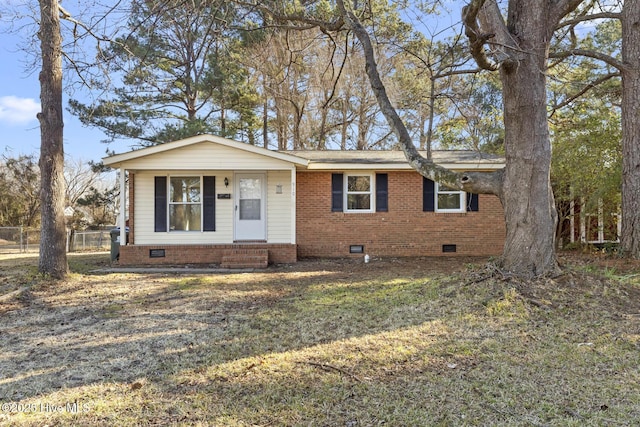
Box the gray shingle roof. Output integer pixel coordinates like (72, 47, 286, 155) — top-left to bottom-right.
(282, 149, 504, 167)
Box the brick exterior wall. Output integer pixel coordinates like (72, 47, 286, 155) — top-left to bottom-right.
(296, 171, 505, 258)
(119, 243, 297, 265)
(119, 169, 505, 265)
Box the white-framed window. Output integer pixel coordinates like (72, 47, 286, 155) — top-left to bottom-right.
(169, 176, 201, 231)
(435, 183, 466, 213)
(345, 173, 374, 212)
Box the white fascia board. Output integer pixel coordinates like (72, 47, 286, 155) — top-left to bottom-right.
(304, 162, 504, 171)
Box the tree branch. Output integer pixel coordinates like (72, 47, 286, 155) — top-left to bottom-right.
(556, 11, 622, 30)
(336, 0, 503, 197)
(58, 3, 118, 43)
(461, 0, 499, 71)
(549, 72, 620, 114)
(549, 48, 626, 71)
(549, 0, 589, 25)
(235, 0, 344, 32)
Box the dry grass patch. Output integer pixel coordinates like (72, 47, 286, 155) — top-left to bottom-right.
(0, 253, 639, 426)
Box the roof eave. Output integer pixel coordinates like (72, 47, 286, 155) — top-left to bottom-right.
(304, 162, 504, 171)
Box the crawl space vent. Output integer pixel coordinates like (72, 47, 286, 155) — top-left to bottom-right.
(349, 245, 364, 254)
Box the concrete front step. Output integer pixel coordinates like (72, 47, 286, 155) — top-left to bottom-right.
(221, 249, 269, 269)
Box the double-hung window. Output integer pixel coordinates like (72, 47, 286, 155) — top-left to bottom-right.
(423, 177, 478, 212)
(169, 176, 202, 231)
(155, 175, 215, 232)
(332, 173, 387, 213)
(346, 174, 373, 212)
(435, 183, 466, 213)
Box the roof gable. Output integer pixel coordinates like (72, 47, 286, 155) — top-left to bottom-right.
(103, 134, 308, 169)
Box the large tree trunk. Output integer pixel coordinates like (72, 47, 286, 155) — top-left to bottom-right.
(500, 65, 558, 275)
(497, 6, 558, 275)
(621, 0, 640, 258)
(38, 0, 68, 279)
(466, 0, 585, 276)
(336, 0, 580, 277)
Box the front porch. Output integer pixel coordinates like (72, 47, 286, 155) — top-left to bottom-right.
(102, 135, 308, 267)
(118, 243, 297, 266)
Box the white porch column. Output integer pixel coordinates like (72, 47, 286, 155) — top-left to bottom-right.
(569, 199, 575, 243)
(580, 197, 586, 243)
(119, 168, 127, 244)
(617, 212, 622, 242)
(597, 199, 604, 243)
(291, 166, 296, 244)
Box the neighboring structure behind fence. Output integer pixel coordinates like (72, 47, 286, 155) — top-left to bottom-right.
(68, 230, 111, 252)
(0, 227, 37, 253)
(0, 227, 113, 254)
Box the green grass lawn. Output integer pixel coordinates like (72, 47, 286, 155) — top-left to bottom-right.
(0, 252, 639, 426)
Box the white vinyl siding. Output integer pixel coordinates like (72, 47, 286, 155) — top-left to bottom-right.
(134, 170, 293, 245)
(267, 170, 293, 243)
(121, 142, 294, 171)
(135, 171, 233, 245)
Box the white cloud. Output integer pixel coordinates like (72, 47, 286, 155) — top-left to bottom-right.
(0, 96, 40, 125)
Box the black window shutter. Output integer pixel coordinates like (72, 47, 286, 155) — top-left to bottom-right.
(203, 176, 216, 231)
(376, 173, 388, 212)
(467, 192, 479, 212)
(331, 173, 343, 212)
(154, 176, 167, 232)
(423, 177, 435, 212)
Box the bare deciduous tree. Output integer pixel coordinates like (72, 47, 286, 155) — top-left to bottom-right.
(620, 0, 640, 258)
(267, 0, 584, 277)
(38, 0, 68, 278)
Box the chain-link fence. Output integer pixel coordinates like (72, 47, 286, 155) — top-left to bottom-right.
(0, 227, 39, 253)
(68, 230, 111, 252)
(0, 227, 113, 254)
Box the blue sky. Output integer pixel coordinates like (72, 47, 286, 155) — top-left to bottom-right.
(0, 1, 464, 165)
(0, 29, 133, 164)
(0, 2, 134, 165)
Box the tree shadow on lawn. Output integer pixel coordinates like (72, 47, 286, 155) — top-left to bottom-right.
(0, 256, 485, 402)
(1, 253, 639, 425)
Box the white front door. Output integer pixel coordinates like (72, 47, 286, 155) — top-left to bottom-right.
(235, 173, 266, 241)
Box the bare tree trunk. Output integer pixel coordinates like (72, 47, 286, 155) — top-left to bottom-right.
(423, 77, 436, 159)
(499, 46, 558, 275)
(621, 0, 640, 258)
(337, 0, 571, 277)
(220, 106, 226, 135)
(340, 99, 348, 150)
(275, 101, 287, 150)
(291, 102, 303, 149)
(263, 96, 269, 148)
(38, 0, 68, 278)
(486, 2, 559, 276)
(317, 101, 328, 150)
(356, 102, 367, 150)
